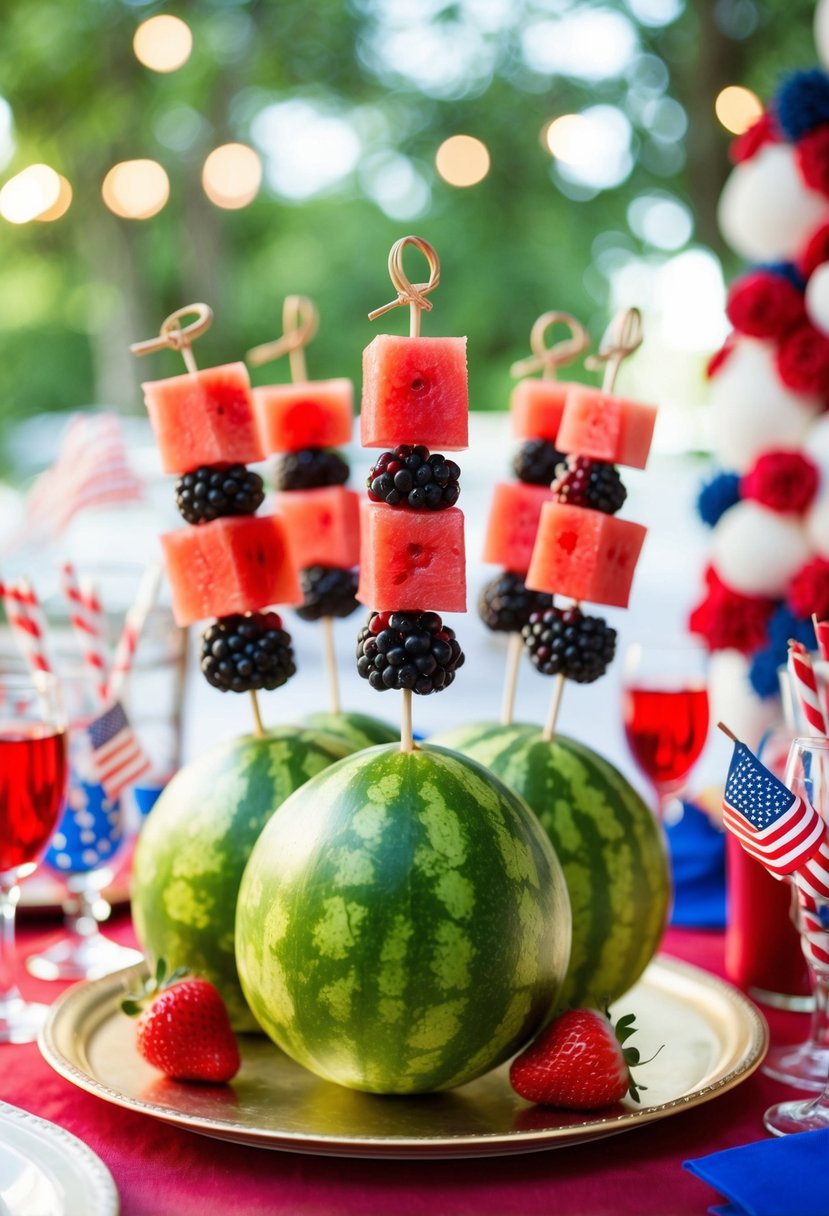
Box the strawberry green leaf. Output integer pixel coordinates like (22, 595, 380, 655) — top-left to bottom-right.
(155, 957, 167, 986)
(121, 999, 143, 1018)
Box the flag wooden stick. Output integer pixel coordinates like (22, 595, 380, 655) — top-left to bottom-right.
(500, 632, 523, 726)
(717, 721, 739, 743)
(249, 690, 265, 739)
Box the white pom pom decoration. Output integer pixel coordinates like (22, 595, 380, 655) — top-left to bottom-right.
(718, 144, 827, 263)
(806, 262, 829, 336)
(710, 338, 822, 471)
(805, 412, 829, 475)
(709, 650, 780, 751)
(817, 0, 829, 70)
(711, 500, 811, 597)
(806, 486, 829, 556)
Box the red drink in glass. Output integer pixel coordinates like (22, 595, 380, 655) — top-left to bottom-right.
(0, 725, 68, 873)
(623, 686, 710, 791)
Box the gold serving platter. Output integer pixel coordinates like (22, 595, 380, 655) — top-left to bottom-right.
(39, 956, 767, 1159)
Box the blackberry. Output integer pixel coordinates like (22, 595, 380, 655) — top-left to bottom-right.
(296, 565, 359, 621)
(367, 445, 460, 510)
(201, 612, 296, 693)
(522, 606, 616, 684)
(552, 456, 627, 515)
(478, 571, 554, 633)
(175, 464, 264, 525)
(512, 440, 565, 486)
(274, 448, 349, 491)
(356, 610, 464, 694)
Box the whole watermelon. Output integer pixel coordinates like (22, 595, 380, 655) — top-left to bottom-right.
(302, 711, 398, 750)
(132, 727, 350, 1031)
(431, 723, 670, 1010)
(236, 743, 571, 1093)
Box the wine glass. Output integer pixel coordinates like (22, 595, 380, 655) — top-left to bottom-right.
(766, 735, 829, 1135)
(25, 669, 142, 981)
(622, 640, 710, 821)
(0, 671, 67, 1043)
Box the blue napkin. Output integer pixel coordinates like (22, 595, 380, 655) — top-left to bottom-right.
(665, 800, 726, 929)
(685, 1128, 829, 1215)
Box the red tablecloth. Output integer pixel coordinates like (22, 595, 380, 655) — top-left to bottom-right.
(2, 917, 810, 1216)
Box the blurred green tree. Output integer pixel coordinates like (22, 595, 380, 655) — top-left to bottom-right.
(0, 0, 818, 469)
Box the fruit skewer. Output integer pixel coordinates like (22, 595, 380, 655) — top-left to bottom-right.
(524, 307, 653, 741)
(480, 311, 590, 726)
(357, 236, 467, 751)
(248, 295, 360, 717)
(132, 304, 301, 738)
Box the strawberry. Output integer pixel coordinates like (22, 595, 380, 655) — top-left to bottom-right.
(122, 959, 240, 1084)
(509, 1008, 656, 1110)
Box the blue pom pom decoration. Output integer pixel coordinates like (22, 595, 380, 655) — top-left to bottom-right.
(749, 647, 783, 699)
(774, 69, 829, 142)
(697, 471, 741, 528)
(767, 605, 815, 650)
(755, 261, 806, 292)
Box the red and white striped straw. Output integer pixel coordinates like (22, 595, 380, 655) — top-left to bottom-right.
(814, 615, 829, 663)
(107, 562, 163, 702)
(1, 578, 52, 674)
(61, 562, 109, 705)
(788, 639, 828, 737)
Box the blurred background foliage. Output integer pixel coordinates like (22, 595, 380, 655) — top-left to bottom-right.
(0, 0, 819, 472)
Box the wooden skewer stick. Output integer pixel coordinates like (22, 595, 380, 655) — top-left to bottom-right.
(250, 689, 266, 739)
(368, 235, 441, 340)
(401, 687, 414, 754)
(246, 295, 319, 382)
(586, 306, 644, 395)
(322, 616, 341, 716)
(542, 673, 566, 743)
(510, 311, 591, 382)
(130, 303, 213, 374)
(500, 632, 524, 726)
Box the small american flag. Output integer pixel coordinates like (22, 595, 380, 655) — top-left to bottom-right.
(796, 842, 829, 901)
(722, 741, 825, 877)
(87, 701, 150, 800)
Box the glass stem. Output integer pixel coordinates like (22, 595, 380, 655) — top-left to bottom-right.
(65, 879, 103, 941)
(0, 880, 21, 1007)
(806, 969, 829, 1050)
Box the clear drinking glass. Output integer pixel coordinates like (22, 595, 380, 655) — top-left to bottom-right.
(24, 671, 141, 981)
(765, 735, 829, 1134)
(0, 671, 67, 1043)
(622, 640, 710, 821)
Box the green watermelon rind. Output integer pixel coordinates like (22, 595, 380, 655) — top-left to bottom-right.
(235, 742, 572, 1094)
(430, 722, 671, 1011)
(131, 727, 350, 1032)
(301, 710, 399, 750)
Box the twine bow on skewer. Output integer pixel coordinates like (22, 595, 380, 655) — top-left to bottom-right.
(247, 294, 319, 383)
(510, 311, 591, 381)
(586, 306, 643, 394)
(130, 303, 214, 375)
(368, 235, 441, 339)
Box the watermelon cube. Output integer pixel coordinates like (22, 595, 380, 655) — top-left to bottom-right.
(357, 502, 466, 612)
(143, 362, 264, 475)
(526, 503, 647, 608)
(361, 335, 468, 450)
(274, 486, 360, 570)
(510, 379, 573, 442)
(555, 387, 657, 469)
(253, 379, 353, 454)
(161, 515, 301, 627)
(482, 483, 553, 575)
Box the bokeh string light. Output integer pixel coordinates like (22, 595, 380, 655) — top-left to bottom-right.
(133, 15, 193, 74)
(435, 135, 490, 187)
(102, 159, 170, 220)
(715, 85, 763, 135)
(201, 143, 262, 210)
(0, 164, 62, 224)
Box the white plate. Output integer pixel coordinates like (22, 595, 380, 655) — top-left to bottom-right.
(0, 1101, 118, 1216)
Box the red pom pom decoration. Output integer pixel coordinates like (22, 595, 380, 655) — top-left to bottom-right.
(730, 112, 779, 164)
(798, 222, 829, 279)
(775, 321, 829, 396)
(741, 450, 820, 514)
(706, 335, 736, 380)
(797, 126, 829, 197)
(726, 271, 805, 340)
(788, 557, 829, 619)
(689, 566, 775, 653)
